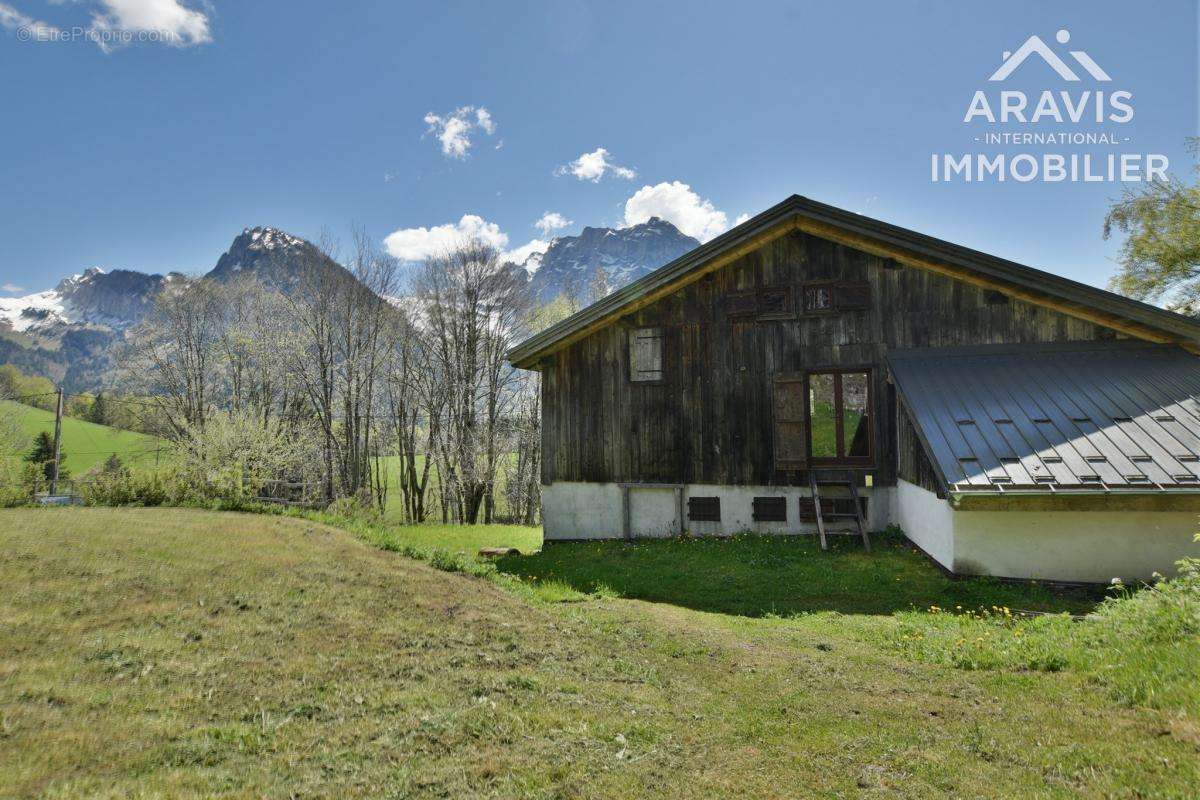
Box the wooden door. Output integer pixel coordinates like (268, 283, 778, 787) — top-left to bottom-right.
(773, 374, 808, 470)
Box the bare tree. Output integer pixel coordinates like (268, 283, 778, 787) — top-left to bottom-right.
(125, 277, 225, 437)
(284, 230, 400, 503)
(587, 265, 612, 304)
(383, 308, 437, 522)
(414, 240, 532, 523)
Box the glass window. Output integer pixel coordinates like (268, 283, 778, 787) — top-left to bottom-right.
(803, 285, 834, 312)
(842, 372, 871, 458)
(808, 373, 838, 458)
(807, 370, 872, 463)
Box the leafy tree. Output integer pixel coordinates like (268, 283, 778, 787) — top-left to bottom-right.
(0, 365, 56, 410)
(24, 431, 67, 482)
(1104, 141, 1200, 315)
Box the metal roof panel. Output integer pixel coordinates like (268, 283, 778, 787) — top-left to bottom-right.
(889, 341, 1200, 493)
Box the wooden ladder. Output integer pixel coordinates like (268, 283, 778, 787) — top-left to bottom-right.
(808, 470, 871, 552)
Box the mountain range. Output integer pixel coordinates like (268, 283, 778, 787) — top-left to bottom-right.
(0, 218, 700, 391)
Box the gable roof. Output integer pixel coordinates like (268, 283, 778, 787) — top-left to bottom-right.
(508, 195, 1200, 369)
(889, 341, 1200, 494)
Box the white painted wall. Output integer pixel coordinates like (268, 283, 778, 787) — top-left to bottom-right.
(542, 481, 882, 541)
(541, 482, 623, 540)
(889, 480, 956, 571)
(628, 487, 679, 538)
(953, 510, 1200, 583)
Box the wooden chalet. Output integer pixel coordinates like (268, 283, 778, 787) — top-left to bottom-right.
(507, 196, 1200, 582)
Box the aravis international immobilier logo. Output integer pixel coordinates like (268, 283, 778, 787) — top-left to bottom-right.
(931, 28, 1168, 184)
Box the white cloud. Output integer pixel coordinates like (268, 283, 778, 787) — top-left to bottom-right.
(1, 282, 24, 293)
(0, 3, 59, 39)
(423, 106, 497, 160)
(383, 214, 509, 262)
(501, 238, 550, 268)
(734, 213, 751, 226)
(623, 181, 728, 242)
(555, 147, 636, 182)
(90, 0, 212, 49)
(534, 211, 572, 237)
(475, 108, 495, 135)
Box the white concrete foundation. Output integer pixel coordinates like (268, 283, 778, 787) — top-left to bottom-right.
(541, 481, 886, 541)
(889, 479, 1200, 582)
(543, 478, 1200, 582)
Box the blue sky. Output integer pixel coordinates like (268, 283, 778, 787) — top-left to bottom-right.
(0, 0, 1196, 295)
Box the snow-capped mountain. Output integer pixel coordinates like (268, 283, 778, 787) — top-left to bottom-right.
(0, 267, 168, 335)
(209, 226, 343, 289)
(0, 218, 700, 390)
(522, 217, 699, 302)
(0, 226, 360, 391)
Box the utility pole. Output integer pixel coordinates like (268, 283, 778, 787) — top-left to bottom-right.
(50, 386, 63, 496)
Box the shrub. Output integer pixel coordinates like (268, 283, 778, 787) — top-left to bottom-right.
(79, 467, 188, 507)
(172, 412, 322, 502)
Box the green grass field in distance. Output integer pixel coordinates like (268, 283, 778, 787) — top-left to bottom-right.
(376, 452, 522, 523)
(2, 400, 168, 474)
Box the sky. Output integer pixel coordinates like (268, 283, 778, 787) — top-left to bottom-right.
(0, 0, 1196, 296)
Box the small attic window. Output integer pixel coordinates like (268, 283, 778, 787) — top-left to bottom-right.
(629, 328, 663, 383)
(803, 285, 835, 312)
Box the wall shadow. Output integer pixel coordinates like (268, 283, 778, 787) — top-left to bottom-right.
(495, 532, 1104, 617)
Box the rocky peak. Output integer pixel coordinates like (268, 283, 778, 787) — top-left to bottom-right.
(526, 217, 699, 302)
(208, 226, 335, 289)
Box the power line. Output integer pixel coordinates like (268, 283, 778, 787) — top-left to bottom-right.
(0, 392, 62, 403)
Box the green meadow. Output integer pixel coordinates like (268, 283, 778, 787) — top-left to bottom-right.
(2, 400, 168, 474)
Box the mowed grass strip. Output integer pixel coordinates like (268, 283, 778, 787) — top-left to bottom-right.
(0, 508, 1196, 798)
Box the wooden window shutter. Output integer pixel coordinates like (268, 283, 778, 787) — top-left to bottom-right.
(757, 287, 793, 317)
(629, 327, 663, 382)
(773, 374, 808, 469)
(688, 496, 721, 522)
(836, 283, 871, 310)
(727, 290, 758, 317)
(752, 496, 787, 522)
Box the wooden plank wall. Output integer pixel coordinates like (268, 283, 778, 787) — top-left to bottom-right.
(542, 229, 1117, 487)
(896, 402, 944, 496)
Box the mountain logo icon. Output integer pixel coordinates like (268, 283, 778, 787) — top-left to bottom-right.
(989, 30, 1111, 82)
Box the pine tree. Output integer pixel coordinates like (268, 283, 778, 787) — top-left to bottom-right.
(89, 392, 109, 426)
(24, 431, 67, 482)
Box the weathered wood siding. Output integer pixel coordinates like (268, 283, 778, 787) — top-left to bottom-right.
(897, 399, 943, 496)
(541, 229, 1119, 487)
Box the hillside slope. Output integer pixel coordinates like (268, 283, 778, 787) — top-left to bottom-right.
(0, 508, 1193, 798)
(3, 401, 166, 473)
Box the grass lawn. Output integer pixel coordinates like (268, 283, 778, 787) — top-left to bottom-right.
(1, 508, 1197, 798)
(494, 530, 1102, 616)
(370, 519, 543, 555)
(2, 400, 167, 474)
